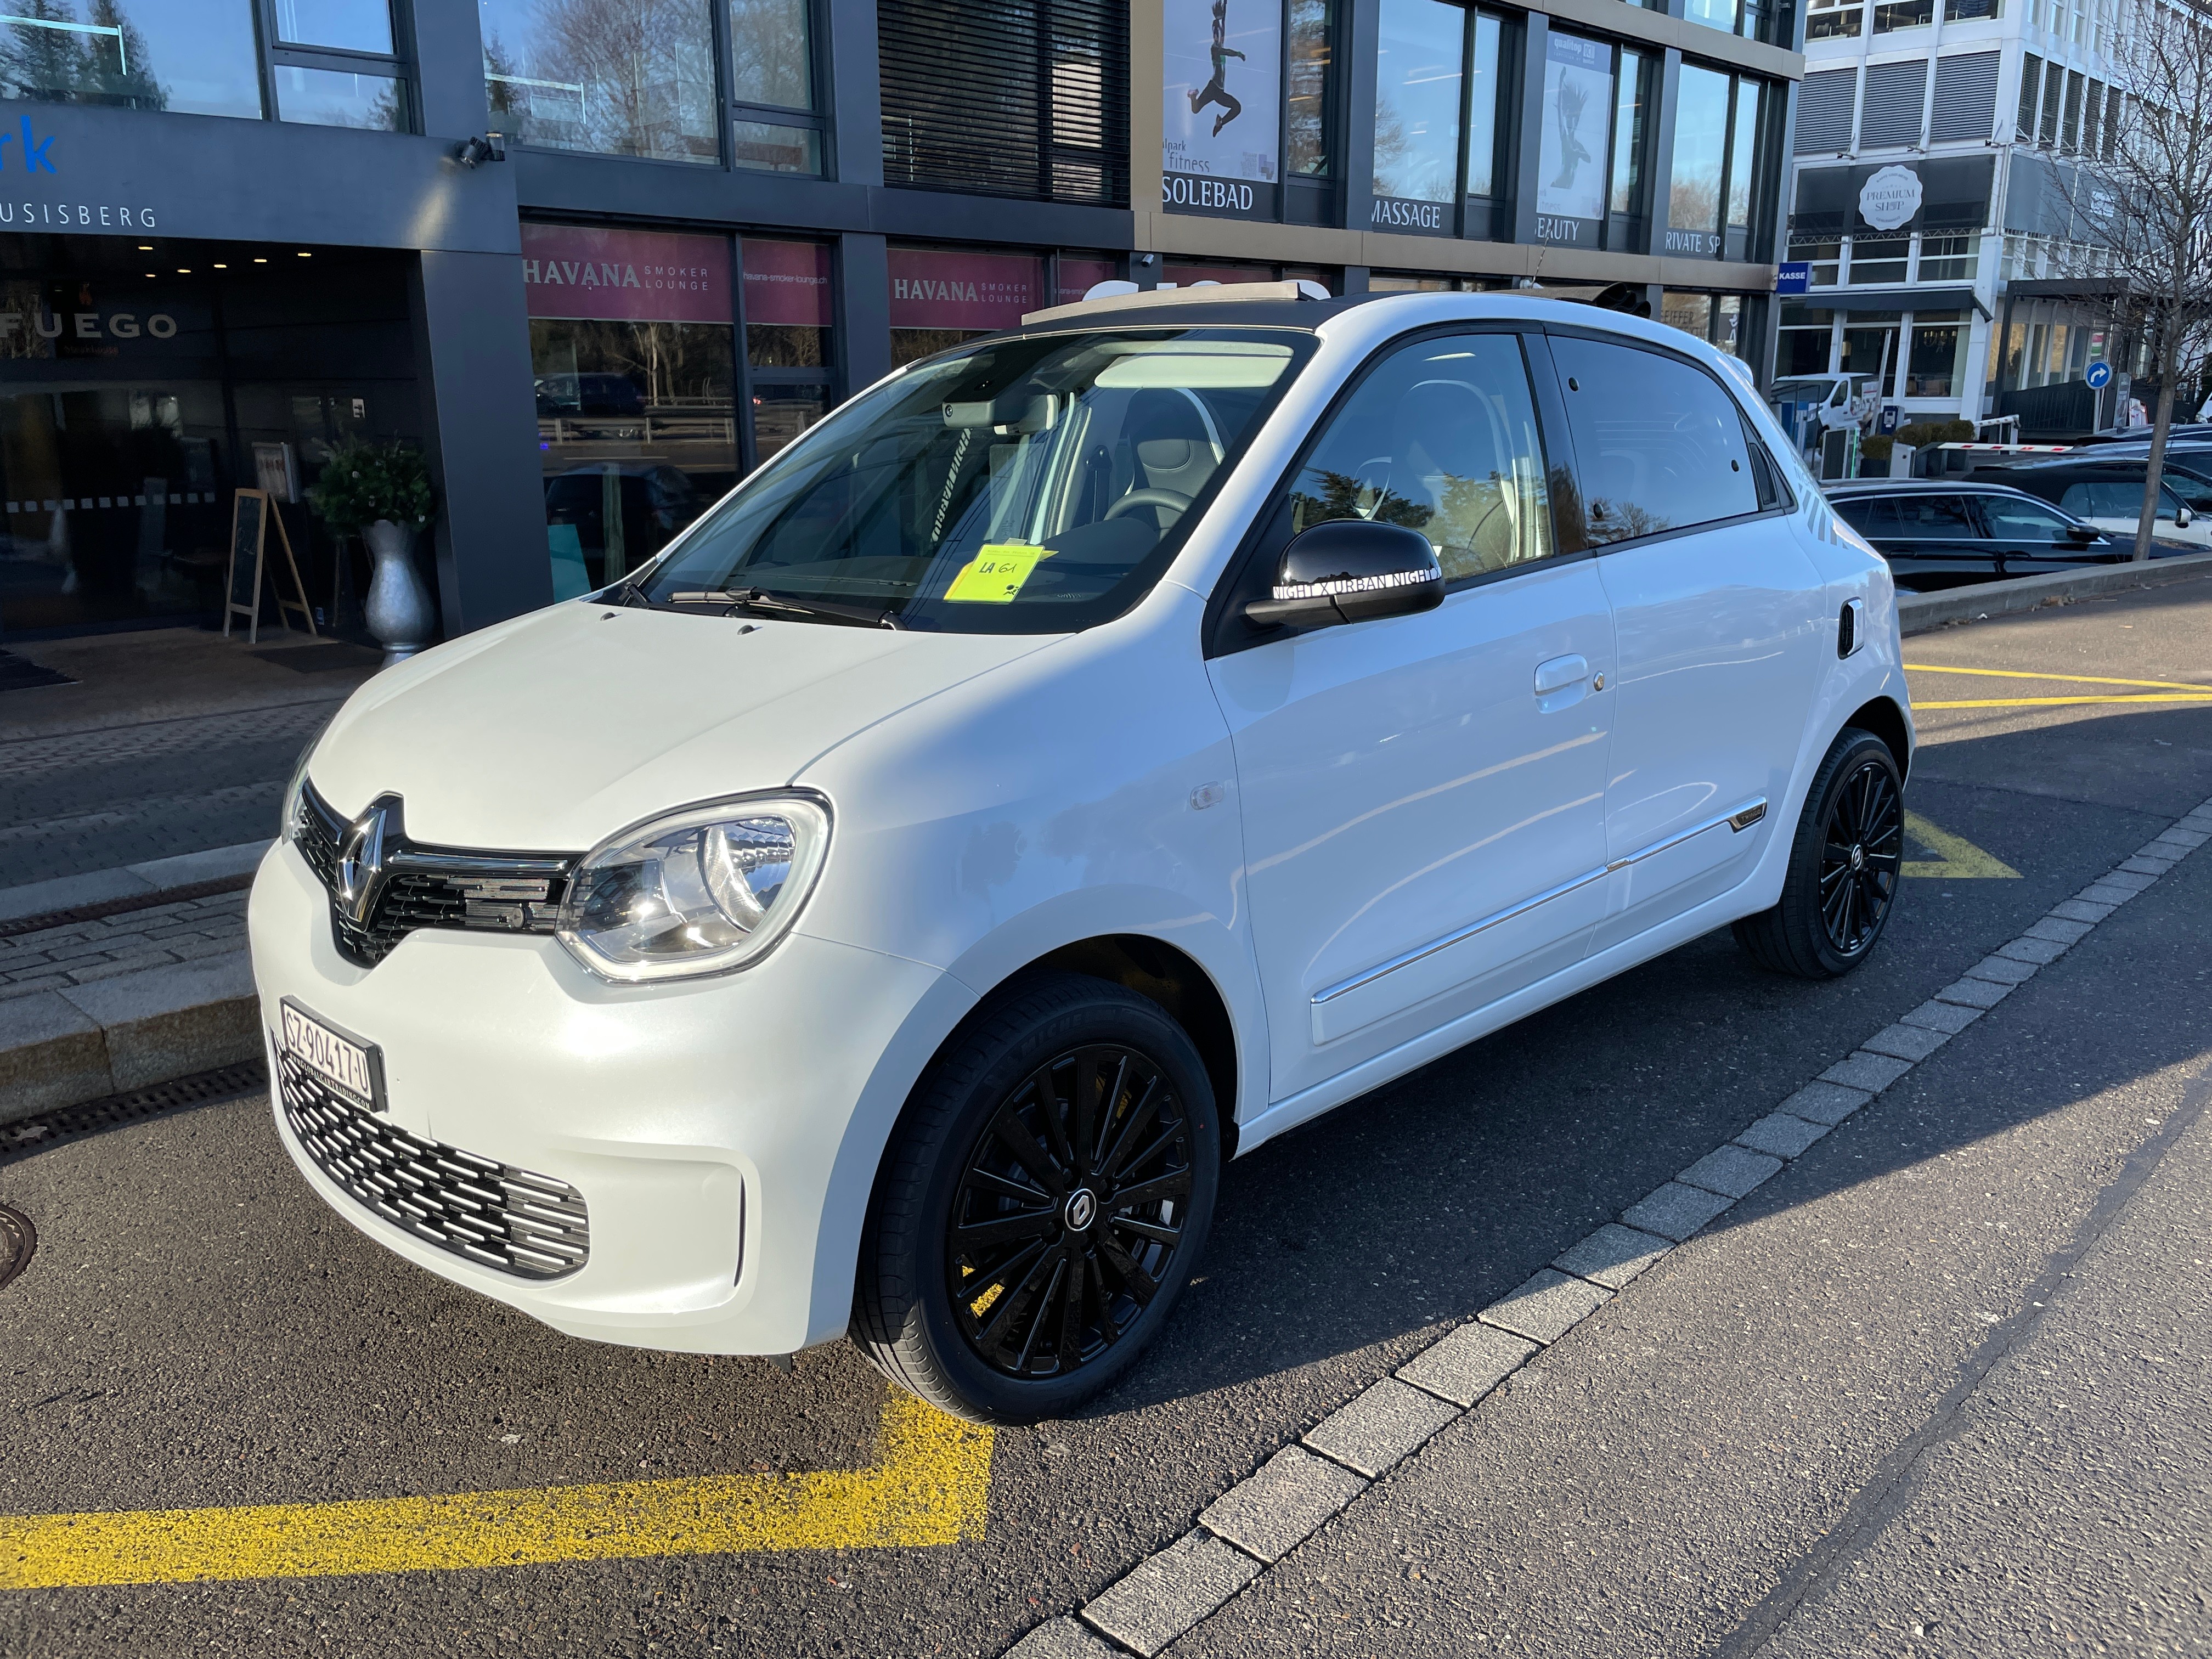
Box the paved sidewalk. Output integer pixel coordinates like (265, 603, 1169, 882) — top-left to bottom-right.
(0, 628, 372, 888)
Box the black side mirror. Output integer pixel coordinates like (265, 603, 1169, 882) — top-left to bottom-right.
(2066, 522, 2103, 543)
(1243, 519, 1444, 630)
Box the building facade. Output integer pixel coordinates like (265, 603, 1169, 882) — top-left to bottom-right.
(1783, 0, 2129, 432)
(1, 0, 1799, 647)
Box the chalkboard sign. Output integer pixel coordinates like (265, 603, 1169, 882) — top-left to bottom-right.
(223, 491, 267, 641)
(223, 488, 317, 644)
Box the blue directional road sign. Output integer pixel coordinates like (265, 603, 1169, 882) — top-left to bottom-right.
(2086, 360, 2113, 390)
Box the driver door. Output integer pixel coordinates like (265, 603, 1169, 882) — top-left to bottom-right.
(1207, 330, 1617, 1105)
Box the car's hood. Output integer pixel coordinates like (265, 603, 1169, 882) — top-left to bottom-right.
(307, 601, 1056, 851)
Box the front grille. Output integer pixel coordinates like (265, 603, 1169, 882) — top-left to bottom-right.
(276, 1049, 591, 1280)
(295, 785, 575, 968)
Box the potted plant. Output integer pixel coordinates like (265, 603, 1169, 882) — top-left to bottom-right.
(308, 441, 437, 665)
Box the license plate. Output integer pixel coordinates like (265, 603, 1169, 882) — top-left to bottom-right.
(280, 998, 385, 1111)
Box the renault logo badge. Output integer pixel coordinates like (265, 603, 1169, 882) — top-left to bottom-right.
(336, 795, 402, 925)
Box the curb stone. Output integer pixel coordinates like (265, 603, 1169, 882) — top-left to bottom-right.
(0, 952, 256, 1125)
(1004, 789, 2212, 1656)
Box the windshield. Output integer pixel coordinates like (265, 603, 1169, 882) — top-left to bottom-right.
(630, 327, 1311, 633)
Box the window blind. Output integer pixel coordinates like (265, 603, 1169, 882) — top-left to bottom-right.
(1795, 68, 1858, 152)
(1929, 52, 1998, 143)
(1859, 59, 1927, 149)
(879, 0, 1129, 205)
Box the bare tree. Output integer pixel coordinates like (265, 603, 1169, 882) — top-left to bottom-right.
(2069, 0, 2212, 560)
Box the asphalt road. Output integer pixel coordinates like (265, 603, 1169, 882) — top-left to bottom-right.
(2, 574, 2208, 1657)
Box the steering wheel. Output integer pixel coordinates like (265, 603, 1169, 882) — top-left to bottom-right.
(1103, 488, 1195, 525)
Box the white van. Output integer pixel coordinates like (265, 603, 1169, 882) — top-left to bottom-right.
(251, 285, 1910, 1423)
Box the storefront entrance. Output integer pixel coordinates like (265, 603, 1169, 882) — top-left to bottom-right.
(0, 234, 421, 640)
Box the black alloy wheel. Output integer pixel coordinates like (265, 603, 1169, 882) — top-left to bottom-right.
(1818, 754, 1903, 957)
(948, 1042, 1194, 1380)
(853, 973, 1220, 1424)
(1733, 727, 1906, 979)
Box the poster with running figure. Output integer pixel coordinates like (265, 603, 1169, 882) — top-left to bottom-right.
(1163, 0, 1280, 219)
(1536, 33, 1612, 228)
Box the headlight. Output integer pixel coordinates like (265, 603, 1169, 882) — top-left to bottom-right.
(557, 794, 831, 983)
(279, 715, 336, 843)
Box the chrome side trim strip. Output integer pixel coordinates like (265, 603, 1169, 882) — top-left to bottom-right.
(1601, 797, 1769, 873)
(1310, 797, 1769, 1009)
(1312, 864, 1612, 1007)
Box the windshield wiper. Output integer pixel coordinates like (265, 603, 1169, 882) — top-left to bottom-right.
(710, 586, 905, 631)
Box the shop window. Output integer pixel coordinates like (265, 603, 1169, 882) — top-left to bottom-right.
(1372, 0, 1463, 204)
(1725, 81, 1762, 233)
(1465, 14, 1505, 201)
(0, 1, 264, 120)
(482, 0, 719, 165)
(1905, 314, 1967, 397)
(1288, 0, 1336, 177)
(1163, 261, 1274, 287)
(1841, 317, 1901, 388)
(741, 239, 834, 460)
(1057, 256, 1122, 305)
(1778, 311, 1836, 376)
(1536, 33, 1612, 242)
(1848, 236, 1909, 284)
(1668, 65, 1729, 241)
(523, 224, 737, 596)
(888, 246, 1045, 368)
(1607, 49, 1651, 218)
(1661, 292, 1713, 341)
(730, 0, 826, 173)
(274, 66, 407, 130)
(1917, 234, 1977, 281)
(275, 0, 393, 53)
(1793, 238, 1842, 286)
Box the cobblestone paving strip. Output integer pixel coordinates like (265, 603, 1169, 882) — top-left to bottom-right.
(0, 698, 342, 782)
(0, 891, 248, 996)
(1003, 791, 2212, 1658)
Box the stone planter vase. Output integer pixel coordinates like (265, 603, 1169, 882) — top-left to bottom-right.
(362, 518, 435, 665)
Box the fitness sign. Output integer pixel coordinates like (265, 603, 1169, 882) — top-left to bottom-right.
(1162, 0, 1280, 219)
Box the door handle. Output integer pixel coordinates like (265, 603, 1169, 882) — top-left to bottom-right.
(1533, 654, 1589, 695)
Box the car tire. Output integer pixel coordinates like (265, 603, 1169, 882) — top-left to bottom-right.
(1732, 728, 1905, 980)
(852, 972, 1221, 1425)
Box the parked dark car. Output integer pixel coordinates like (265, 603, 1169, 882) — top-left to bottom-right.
(535, 372, 647, 419)
(1963, 460, 2212, 550)
(1823, 479, 2170, 591)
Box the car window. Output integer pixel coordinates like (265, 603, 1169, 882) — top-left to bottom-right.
(1280, 331, 1559, 583)
(1977, 494, 2076, 542)
(1547, 335, 1759, 545)
(2058, 481, 2142, 518)
(1888, 494, 1976, 538)
(2163, 471, 2212, 510)
(1832, 495, 1900, 537)
(640, 327, 1312, 633)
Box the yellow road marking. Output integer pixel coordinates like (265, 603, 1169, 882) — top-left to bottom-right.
(0, 1394, 990, 1590)
(1913, 695, 2212, 708)
(1903, 811, 2020, 880)
(1903, 663, 2212, 693)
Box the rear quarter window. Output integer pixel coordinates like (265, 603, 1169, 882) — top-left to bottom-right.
(1547, 335, 1760, 545)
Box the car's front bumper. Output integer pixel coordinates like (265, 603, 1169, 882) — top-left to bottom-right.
(247, 840, 968, 1355)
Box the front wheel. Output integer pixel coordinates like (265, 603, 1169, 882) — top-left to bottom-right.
(1733, 728, 1904, 979)
(852, 974, 1220, 1424)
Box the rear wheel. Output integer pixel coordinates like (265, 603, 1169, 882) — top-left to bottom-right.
(852, 974, 1219, 1424)
(1733, 729, 1904, 979)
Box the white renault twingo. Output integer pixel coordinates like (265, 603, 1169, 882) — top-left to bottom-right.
(251, 285, 1909, 1423)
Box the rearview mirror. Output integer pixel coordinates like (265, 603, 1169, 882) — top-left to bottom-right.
(1244, 520, 1444, 630)
(2177, 505, 2194, 528)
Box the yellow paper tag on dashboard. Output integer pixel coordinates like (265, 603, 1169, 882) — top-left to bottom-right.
(945, 544, 1053, 604)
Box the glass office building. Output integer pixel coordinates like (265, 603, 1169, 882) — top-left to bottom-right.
(0, 0, 1797, 647)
